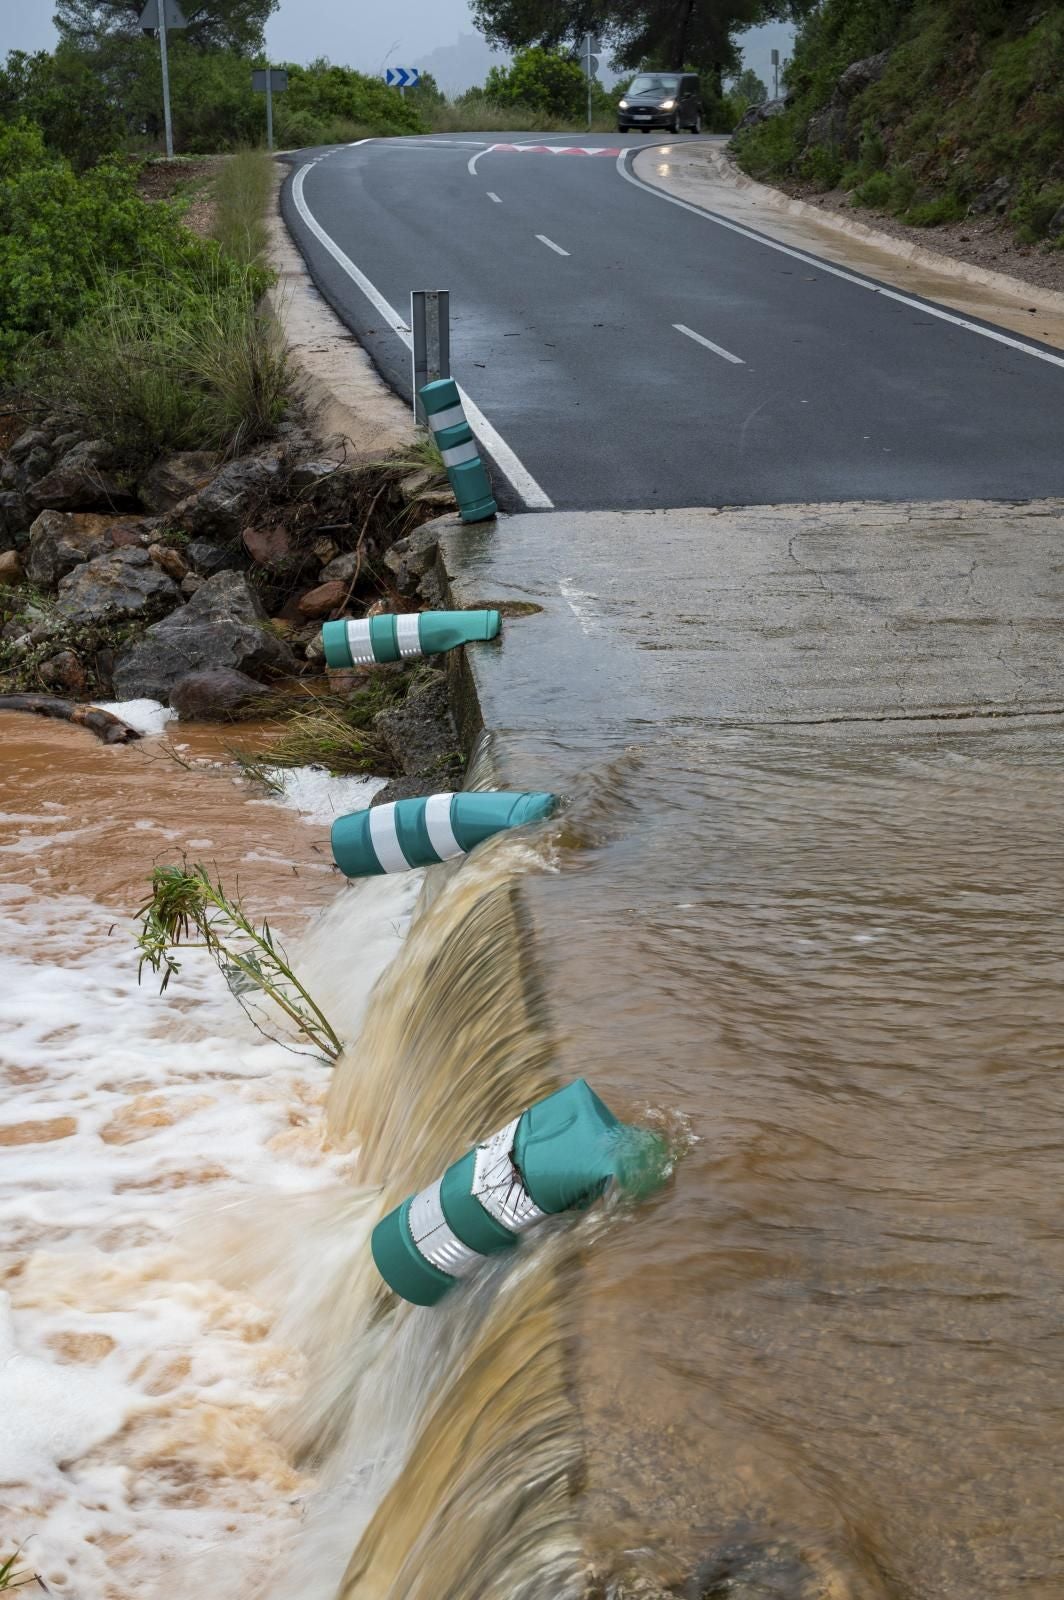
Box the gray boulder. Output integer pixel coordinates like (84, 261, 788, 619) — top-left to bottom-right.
(186, 537, 240, 575)
(171, 455, 281, 538)
(733, 95, 790, 136)
(8, 427, 52, 463)
(169, 667, 271, 721)
(0, 492, 30, 548)
(55, 547, 181, 626)
(802, 49, 890, 156)
(112, 569, 296, 700)
(970, 174, 1014, 215)
(139, 450, 220, 514)
(27, 440, 129, 514)
(373, 672, 459, 795)
(26, 509, 151, 589)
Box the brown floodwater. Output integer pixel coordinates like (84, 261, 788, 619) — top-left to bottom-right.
(3, 706, 1062, 1600)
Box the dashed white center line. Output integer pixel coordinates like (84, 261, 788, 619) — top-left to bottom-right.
(673, 323, 745, 364)
(536, 234, 570, 257)
(487, 191, 502, 203)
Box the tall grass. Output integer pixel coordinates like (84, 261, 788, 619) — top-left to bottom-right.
(211, 148, 274, 267)
(27, 264, 287, 464)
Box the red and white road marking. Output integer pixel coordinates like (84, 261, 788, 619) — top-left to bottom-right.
(487, 144, 622, 156)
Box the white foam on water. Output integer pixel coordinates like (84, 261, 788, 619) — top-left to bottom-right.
(95, 698, 176, 737)
(0, 864, 416, 1598)
(259, 766, 387, 826)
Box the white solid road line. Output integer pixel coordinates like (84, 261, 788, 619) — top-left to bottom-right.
(673, 323, 745, 364)
(536, 234, 570, 256)
(291, 162, 553, 511)
(618, 150, 1064, 375)
(487, 192, 502, 203)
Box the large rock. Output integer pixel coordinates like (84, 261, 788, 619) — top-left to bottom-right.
(26, 440, 130, 514)
(25, 510, 151, 589)
(169, 667, 272, 721)
(171, 455, 281, 538)
(373, 673, 458, 783)
(243, 525, 294, 568)
(297, 579, 347, 619)
(112, 569, 296, 700)
(8, 427, 52, 463)
(55, 547, 181, 626)
(186, 537, 240, 576)
(0, 550, 23, 587)
(383, 522, 443, 593)
(802, 49, 890, 155)
(0, 492, 30, 549)
(733, 94, 790, 136)
(139, 451, 220, 514)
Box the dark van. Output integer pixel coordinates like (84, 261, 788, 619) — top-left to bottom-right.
(617, 72, 702, 134)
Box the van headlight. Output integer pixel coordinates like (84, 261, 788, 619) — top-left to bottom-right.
(618, 98, 629, 109)
(660, 98, 676, 110)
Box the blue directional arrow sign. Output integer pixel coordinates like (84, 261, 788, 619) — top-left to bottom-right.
(385, 67, 420, 89)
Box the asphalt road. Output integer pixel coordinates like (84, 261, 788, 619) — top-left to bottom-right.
(281, 133, 1064, 511)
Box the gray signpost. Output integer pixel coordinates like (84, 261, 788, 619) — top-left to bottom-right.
(139, 0, 187, 159)
(410, 290, 450, 423)
(771, 47, 780, 99)
(581, 33, 600, 132)
(252, 68, 288, 150)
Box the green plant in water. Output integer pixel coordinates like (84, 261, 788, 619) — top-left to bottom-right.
(0, 1548, 41, 1591)
(136, 862, 342, 1063)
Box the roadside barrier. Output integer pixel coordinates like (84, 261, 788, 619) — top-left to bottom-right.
(331, 790, 557, 878)
(371, 1079, 669, 1305)
(420, 378, 498, 523)
(321, 609, 500, 668)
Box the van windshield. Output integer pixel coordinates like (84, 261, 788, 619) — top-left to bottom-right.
(628, 74, 680, 95)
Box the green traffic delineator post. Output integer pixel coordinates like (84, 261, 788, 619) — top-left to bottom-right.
(321, 610, 501, 669)
(371, 1079, 671, 1306)
(420, 378, 497, 523)
(331, 790, 558, 879)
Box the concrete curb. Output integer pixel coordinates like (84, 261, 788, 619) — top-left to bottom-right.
(633, 141, 1064, 343)
(264, 169, 418, 464)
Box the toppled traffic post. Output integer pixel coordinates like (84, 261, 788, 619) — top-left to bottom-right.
(371, 1079, 669, 1306)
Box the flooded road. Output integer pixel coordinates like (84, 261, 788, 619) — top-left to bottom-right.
(533, 723, 1064, 1597)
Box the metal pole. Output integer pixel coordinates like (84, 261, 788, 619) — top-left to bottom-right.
(158, 0, 174, 158)
(411, 290, 450, 423)
(265, 66, 274, 151)
(586, 36, 592, 132)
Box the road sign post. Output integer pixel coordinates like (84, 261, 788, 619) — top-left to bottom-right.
(771, 47, 780, 99)
(411, 290, 450, 424)
(385, 67, 421, 95)
(252, 68, 288, 150)
(581, 33, 600, 132)
(139, 0, 187, 159)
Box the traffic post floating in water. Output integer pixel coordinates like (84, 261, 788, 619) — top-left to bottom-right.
(372, 1079, 669, 1306)
(420, 378, 498, 523)
(331, 790, 557, 879)
(321, 610, 500, 669)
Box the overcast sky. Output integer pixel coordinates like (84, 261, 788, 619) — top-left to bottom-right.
(3, 0, 792, 93)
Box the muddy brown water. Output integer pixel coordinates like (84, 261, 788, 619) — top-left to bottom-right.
(3, 709, 1063, 1600)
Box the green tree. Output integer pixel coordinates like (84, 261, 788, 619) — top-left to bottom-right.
(54, 0, 277, 56)
(484, 47, 587, 117)
(730, 65, 768, 105)
(0, 46, 124, 168)
(472, 0, 801, 77)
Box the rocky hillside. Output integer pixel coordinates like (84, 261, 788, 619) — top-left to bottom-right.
(734, 0, 1064, 246)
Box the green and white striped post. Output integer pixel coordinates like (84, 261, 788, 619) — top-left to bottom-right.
(321, 610, 500, 668)
(371, 1079, 670, 1306)
(420, 378, 497, 523)
(331, 790, 557, 879)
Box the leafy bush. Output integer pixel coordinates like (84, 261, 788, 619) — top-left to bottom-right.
(1011, 177, 1064, 243)
(901, 194, 964, 226)
(277, 58, 422, 143)
(799, 144, 844, 190)
(0, 121, 232, 371)
(484, 48, 587, 120)
(0, 46, 122, 169)
(853, 168, 892, 206)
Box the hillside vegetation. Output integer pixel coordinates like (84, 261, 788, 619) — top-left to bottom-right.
(734, 0, 1064, 244)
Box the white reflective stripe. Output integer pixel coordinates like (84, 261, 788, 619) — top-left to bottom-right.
(408, 1179, 484, 1279)
(368, 804, 412, 874)
(441, 440, 480, 468)
(343, 618, 376, 664)
(423, 792, 463, 861)
(426, 402, 466, 433)
(396, 613, 423, 659)
(473, 1117, 547, 1235)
